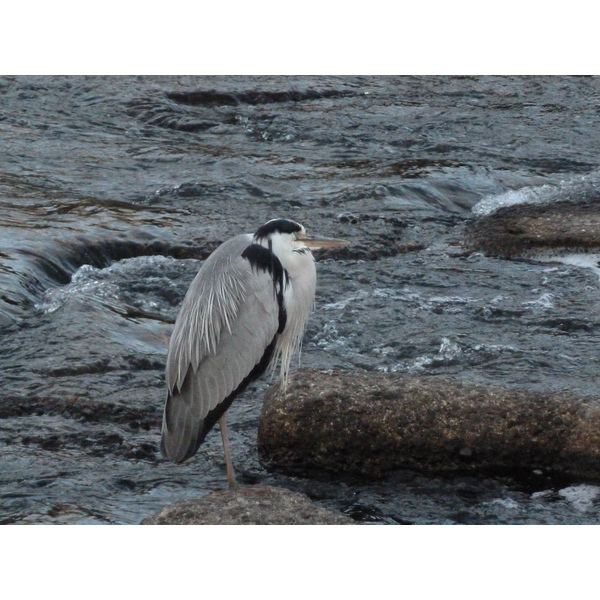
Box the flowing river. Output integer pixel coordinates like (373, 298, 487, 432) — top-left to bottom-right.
(2, 75, 600, 524)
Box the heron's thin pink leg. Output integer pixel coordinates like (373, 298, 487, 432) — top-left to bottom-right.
(219, 414, 237, 489)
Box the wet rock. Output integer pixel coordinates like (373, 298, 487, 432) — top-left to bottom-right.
(141, 485, 354, 525)
(165, 88, 353, 107)
(465, 200, 600, 257)
(257, 369, 600, 480)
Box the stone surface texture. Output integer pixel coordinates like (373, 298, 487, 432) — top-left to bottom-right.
(142, 485, 354, 525)
(258, 369, 600, 480)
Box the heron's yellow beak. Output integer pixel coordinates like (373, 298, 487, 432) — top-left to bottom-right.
(299, 234, 350, 250)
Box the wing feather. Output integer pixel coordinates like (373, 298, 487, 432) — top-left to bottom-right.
(161, 234, 281, 463)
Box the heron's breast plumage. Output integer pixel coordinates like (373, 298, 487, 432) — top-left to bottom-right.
(272, 246, 317, 388)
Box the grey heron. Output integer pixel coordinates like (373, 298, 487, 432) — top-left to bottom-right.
(160, 218, 348, 487)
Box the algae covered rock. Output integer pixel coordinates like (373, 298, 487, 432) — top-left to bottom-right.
(465, 200, 600, 258)
(258, 369, 600, 480)
(142, 485, 354, 525)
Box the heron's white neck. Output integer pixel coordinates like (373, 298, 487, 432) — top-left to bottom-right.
(270, 238, 317, 390)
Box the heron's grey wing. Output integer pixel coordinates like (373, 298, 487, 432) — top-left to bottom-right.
(161, 235, 281, 463)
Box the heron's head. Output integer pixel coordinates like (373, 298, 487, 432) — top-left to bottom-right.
(253, 218, 348, 253)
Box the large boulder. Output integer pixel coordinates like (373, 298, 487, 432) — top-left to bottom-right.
(141, 485, 354, 525)
(257, 369, 600, 480)
(465, 200, 600, 257)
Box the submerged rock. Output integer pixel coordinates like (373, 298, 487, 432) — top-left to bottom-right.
(257, 369, 600, 480)
(465, 200, 600, 257)
(141, 485, 354, 525)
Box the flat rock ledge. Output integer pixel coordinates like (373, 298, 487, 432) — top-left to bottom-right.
(257, 369, 600, 480)
(141, 485, 353, 525)
(465, 200, 600, 258)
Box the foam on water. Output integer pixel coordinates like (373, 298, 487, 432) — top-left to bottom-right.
(378, 336, 464, 374)
(558, 484, 600, 512)
(490, 497, 521, 511)
(35, 254, 185, 315)
(472, 170, 600, 217)
(522, 292, 555, 311)
(321, 290, 370, 311)
(536, 253, 600, 281)
(35, 264, 121, 314)
(472, 184, 558, 217)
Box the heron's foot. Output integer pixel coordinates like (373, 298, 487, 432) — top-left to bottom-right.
(227, 469, 237, 490)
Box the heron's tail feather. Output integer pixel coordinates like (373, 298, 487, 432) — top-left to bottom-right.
(160, 371, 204, 464)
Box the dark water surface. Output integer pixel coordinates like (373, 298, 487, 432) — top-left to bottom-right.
(2, 76, 600, 524)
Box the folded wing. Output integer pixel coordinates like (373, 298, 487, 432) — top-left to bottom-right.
(161, 234, 282, 463)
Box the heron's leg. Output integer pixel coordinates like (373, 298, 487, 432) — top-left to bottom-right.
(219, 414, 237, 489)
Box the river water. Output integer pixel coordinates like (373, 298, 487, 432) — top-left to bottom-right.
(2, 75, 600, 524)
